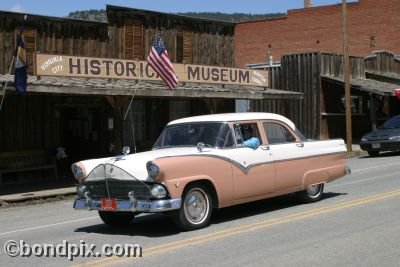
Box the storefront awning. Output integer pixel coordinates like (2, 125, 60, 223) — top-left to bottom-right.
(321, 75, 398, 96)
(0, 74, 303, 100)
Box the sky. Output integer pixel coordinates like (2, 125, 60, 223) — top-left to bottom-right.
(0, 0, 357, 17)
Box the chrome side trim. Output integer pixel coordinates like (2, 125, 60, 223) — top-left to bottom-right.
(157, 151, 346, 174)
(73, 198, 182, 213)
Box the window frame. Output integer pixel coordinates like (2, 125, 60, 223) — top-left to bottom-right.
(231, 121, 263, 146)
(261, 120, 300, 145)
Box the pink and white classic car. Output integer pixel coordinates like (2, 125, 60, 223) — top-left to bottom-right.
(72, 113, 350, 230)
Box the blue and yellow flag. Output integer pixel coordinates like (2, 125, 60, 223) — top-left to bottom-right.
(14, 15, 28, 94)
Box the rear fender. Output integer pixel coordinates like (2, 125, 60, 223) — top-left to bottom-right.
(302, 164, 346, 189)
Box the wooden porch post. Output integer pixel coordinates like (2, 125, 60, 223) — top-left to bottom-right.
(370, 94, 377, 131)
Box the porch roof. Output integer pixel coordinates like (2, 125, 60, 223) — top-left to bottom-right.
(321, 75, 399, 96)
(0, 74, 303, 100)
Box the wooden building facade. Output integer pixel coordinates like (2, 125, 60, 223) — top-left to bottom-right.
(250, 51, 400, 141)
(0, 6, 302, 184)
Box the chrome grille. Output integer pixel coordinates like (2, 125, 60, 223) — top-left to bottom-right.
(83, 163, 151, 200)
(85, 179, 151, 200)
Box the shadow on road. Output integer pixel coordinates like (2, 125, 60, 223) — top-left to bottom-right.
(75, 213, 180, 237)
(74, 191, 346, 237)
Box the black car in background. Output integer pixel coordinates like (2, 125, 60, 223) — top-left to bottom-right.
(360, 115, 400, 157)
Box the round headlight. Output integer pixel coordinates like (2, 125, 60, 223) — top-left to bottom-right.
(146, 161, 160, 179)
(76, 184, 87, 198)
(150, 184, 167, 199)
(71, 164, 85, 181)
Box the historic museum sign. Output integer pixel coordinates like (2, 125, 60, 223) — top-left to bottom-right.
(34, 53, 269, 87)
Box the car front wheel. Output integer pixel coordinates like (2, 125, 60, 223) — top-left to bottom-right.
(98, 211, 135, 227)
(296, 183, 324, 203)
(172, 184, 213, 231)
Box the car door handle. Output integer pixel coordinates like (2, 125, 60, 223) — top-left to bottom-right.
(296, 143, 304, 148)
(260, 145, 270, 150)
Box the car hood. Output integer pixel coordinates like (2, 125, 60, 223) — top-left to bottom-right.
(362, 128, 400, 140)
(73, 147, 203, 182)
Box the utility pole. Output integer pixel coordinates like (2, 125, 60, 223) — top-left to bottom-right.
(342, 0, 352, 152)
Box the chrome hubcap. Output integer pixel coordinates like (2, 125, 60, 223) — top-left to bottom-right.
(184, 189, 209, 224)
(307, 184, 321, 196)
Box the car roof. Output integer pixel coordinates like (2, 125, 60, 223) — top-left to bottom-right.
(168, 112, 296, 130)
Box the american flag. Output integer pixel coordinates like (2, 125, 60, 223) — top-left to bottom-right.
(147, 33, 178, 90)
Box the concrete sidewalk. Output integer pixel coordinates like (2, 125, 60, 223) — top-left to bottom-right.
(0, 187, 76, 203)
(0, 144, 366, 204)
(347, 144, 368, 158)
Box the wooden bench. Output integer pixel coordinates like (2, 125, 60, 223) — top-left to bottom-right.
(0, 150, 58, 185)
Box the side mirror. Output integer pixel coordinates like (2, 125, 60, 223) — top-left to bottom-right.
(197, 142, 205, 152)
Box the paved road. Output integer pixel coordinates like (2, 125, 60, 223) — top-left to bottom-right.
(1, 153, 400, 267)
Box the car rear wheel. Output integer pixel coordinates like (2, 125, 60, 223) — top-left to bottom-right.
(98, 211, 135, 227)
(367, 151, 379, 157)
(172, 184, 213, 231)
(296, 183, 324, 203)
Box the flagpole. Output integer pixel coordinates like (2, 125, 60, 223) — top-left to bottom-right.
(123, 72, 142, 121)
(0, 55, 16, 113)
(122, 68, 143, 154)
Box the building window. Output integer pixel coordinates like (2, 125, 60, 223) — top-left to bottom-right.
(340, 95, 364, 114)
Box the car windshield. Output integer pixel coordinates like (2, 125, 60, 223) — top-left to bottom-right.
(382, 115, 400, 129)
(153, 122, 234, 149)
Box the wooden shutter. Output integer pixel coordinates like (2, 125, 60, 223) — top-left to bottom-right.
(183, 30, 192, 63)
(176, 29, 183, 63)
(124, 24, 134, 59)
(124, 21, 143, 60)
(133, 22, 143, 60)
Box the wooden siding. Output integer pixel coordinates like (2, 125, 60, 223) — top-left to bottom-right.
(107, 5, 235, 67)
(320, 53, 365, 79)
(112, 25, 235, 66)
(250, 53, 321, 139)
(0, 12, 109, 75)
(365, 51, 400, 76)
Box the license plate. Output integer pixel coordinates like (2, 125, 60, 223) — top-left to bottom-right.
(101, 198, 117, 211)
(372, 143, 381, 149)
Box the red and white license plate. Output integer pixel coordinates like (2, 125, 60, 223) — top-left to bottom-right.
(101, 198, 117, 211)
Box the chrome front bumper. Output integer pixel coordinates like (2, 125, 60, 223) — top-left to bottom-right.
(73, 198, 182, 213)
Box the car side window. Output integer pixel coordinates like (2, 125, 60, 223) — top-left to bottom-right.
(282, 126, 296, 142)
(263, 122, 296, 144)
(233, 123, 261, 147)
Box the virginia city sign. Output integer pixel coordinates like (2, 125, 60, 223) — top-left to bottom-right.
(34, 53, 269, 88)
